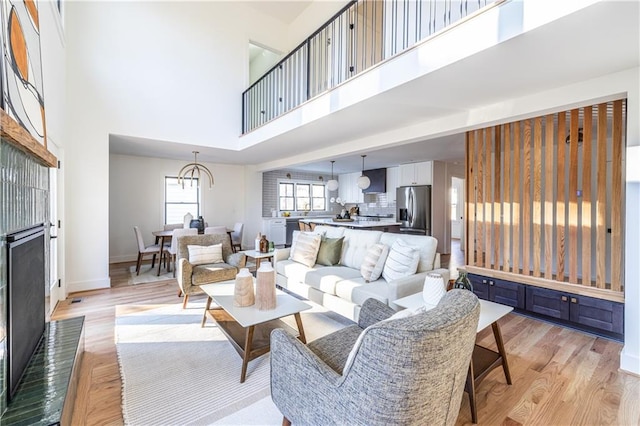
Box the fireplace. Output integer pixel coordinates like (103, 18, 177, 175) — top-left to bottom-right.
(6, 224, 46, 401)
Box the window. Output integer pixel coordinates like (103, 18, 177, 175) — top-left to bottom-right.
(165, 176, 199, 224)
(278, 180, 327, 213)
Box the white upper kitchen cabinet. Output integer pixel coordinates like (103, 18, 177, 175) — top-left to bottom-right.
(399, 161, 432, 186)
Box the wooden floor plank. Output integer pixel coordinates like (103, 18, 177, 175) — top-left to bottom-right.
(51, 261, 639, 426)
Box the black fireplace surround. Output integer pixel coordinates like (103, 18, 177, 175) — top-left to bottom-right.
(6, 224, 46, 401)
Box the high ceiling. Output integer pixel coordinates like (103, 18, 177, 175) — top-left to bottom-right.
(109, 1, 639, 175)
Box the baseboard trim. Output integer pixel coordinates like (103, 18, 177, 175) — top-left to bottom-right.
(67, 277, 111, 294)
(620, 347, 640, 375)
(110, 255, 138, 264)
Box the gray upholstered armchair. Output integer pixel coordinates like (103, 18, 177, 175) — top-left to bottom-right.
(176, 234, 246, 308)
(270, 290, 480, 426)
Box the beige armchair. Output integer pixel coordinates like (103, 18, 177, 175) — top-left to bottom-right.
(176, 234, 246, 308)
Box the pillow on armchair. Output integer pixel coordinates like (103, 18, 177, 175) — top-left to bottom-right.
(187, 244, 223, 265)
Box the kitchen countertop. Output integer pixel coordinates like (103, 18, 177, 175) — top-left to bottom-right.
(300, 218, 402, 228)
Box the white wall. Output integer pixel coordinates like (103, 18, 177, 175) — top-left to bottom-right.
(63, 1, 292, 292)
(109, 154, 247, 262)
(39, 2, 67, 303)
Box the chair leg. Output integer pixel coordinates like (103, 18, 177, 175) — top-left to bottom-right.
(282, 417, 291, 426)
(136, 253, 143, 275)
(177, 289, 182, 297)
(182, 294, 189, 309)
(151, 253, 157, 268)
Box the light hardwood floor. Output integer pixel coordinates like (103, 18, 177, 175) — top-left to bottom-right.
(51, 261, 640, 425)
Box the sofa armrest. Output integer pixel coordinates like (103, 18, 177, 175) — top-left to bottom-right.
(434, 253, 441, 269)
(274, 247, 290, 262)
(386, 268, 451, 310)
(226, 252, 246, 269)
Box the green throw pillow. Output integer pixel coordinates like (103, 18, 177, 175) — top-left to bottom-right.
(315, 236, 344, 266)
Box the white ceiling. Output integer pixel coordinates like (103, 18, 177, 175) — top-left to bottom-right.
(243, 1, 313, 24)
(109, 1, 639, 175)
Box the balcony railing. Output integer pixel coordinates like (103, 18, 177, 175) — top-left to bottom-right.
(242, 0, 495, 134)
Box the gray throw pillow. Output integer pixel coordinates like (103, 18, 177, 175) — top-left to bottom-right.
(315, 237, 345, 266)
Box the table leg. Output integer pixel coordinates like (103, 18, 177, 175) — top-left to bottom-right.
(157, 236, 166, 276)
(294, 313, 307, 344)
(465, 361, 478, 424)
(240, 326, 255, 383)
(201, 296, 213, 328)
(491, 321, 512, 384)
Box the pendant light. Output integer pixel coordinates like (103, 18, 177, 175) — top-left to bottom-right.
(357, 154, 370, 190)
(177, 151, 214, 189)
(327, 160, 339, 191)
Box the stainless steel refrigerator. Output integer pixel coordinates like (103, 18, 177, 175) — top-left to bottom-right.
(397, 185, 431, 235)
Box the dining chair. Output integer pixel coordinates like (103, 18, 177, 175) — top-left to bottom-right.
(133, 226, 164, 275)
(167, 228, 198, 277)
(204, 226, 227, 235)
(230, 222, 244, 253)
(298, 221, 311, 232)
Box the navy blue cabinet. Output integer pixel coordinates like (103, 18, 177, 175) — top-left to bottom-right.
(467, 274, 525, 309)
(467, 273, 623, 340)
(526, 286, 623, 337)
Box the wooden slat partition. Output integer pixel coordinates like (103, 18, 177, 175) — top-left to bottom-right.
(611, 100, 623, 291)
(512, 122, 521, 274)
(465, 100, 626, 297)
(556, 111, 566, 281)
(569, 109, 580, 283)
(484, 127, 492, 268)
(502, 123, 511, 272)
(466, 132, 476, 264)
(532, 117, 542, 277)
(596, 104, 607, 288)
(581, 107, 593, 286)
(544, 115, 554, 280)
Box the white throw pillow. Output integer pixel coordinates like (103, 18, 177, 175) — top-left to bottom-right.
(382, 239, 420, 282)
(289, 232, 322, 267)
(188, 244, 223, 265)
(422, 273, 447, 306)
(360, 243, 390, 282)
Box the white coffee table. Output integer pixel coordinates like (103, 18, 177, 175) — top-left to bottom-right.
(394, 293, 513, 424)
(200, 280, 311, 383)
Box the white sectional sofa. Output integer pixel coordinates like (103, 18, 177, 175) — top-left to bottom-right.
(273, 225, 450, 321)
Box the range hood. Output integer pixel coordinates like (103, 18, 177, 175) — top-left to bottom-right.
(362, 168, 386, 194)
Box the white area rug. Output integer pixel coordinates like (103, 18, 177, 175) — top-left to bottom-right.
(116, 299, 352, 425)
(128, 265, 174, 285)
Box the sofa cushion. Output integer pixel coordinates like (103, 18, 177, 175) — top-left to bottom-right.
(290, 232, 322, 267)
(316, 237, 345, 266)
(276, 259, 318, 284)
(335, 277, 389, 306)
(382, 239, 420, 282)
(191, 262, 237, 285)
(340, 229, 383, 269)
(360, 243, 390, 282)
(379, 233, 437, 272)
(188, 244, 223, 265)
(305, 266, 362, 295)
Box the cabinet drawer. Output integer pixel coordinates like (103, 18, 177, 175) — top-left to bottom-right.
(491, 279, 525, 310)
(525, 286, 569, 320)
(569, 296, 624, 335)
(467, 274, 489, 300)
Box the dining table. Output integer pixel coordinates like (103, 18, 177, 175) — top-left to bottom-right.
(152, 227, 234, 276)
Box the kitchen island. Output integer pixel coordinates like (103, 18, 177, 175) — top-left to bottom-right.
(300, 218, 402, 233)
